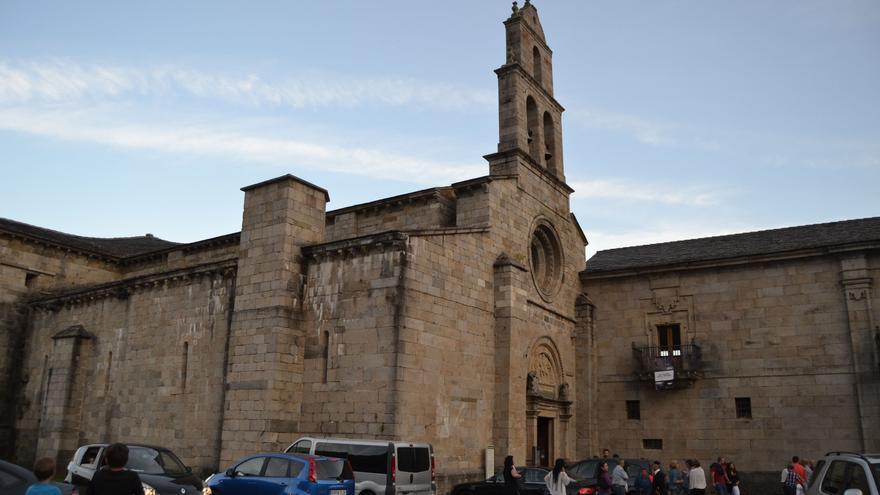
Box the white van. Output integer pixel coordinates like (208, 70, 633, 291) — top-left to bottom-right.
(284, 437, 435, 495)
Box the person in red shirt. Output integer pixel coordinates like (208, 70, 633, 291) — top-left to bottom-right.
(791, 457, 807, 491)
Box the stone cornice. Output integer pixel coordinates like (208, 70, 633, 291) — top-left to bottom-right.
(31, 259, 238, 311)
(120, 232, 241, 266)
(582, 241, 880, 281)
(304, 231, 409, 262)
(326, 187, 454, 220)
(0, 229, 118, 264)
(484, 148, 575, 194)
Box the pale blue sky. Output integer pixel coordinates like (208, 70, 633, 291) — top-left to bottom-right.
(1, 1, 878, 258)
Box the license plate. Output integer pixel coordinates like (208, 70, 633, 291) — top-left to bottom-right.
(331, 489, 346, 495)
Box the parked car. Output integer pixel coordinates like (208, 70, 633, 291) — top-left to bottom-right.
(204, 452, 355, 495)
(451, 466, 549, 495)
(284, 437, 435, 495)
(565, 458, 651, 495)
(806, 451, 880, 495)
(0, 459, 76, 495)
(65, 443, 202, 495)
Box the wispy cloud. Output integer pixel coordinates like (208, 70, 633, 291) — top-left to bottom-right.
(0, 106, 483, 185)
(570, 107, 680, 146)
(570, 179, 720, 206)
(0, 59, 495, 111)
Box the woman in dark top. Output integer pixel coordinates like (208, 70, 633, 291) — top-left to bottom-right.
(726, 463, 740, 495)
(503, 455, 522, 495)
(597, 462, 613, 495)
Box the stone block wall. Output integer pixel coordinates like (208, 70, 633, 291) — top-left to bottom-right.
(1, 234, 122, 460)
(395, 232, 495, 482)
(325, 189, 456, 242)
(14, 267, 234, 475)
(582, 253, 878, 469)
(219, 175, 328, 466)
(297, 236, 407, 440)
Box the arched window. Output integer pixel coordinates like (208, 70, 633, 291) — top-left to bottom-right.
(526, 96, 541, 164)
(532, 46, 543, 86)
(543, 112, 556, 174)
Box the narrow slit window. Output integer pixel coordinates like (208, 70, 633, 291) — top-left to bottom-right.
(322, 331, 330, 384)
(105, 351, 113, 394)
(181, 342, 189, 391)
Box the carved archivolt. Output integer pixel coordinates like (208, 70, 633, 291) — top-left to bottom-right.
(527, 337, 563, 398)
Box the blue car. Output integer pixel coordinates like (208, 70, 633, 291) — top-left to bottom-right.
(205, 453, 355, 495)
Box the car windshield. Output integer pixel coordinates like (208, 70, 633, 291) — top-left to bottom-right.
(567, 460, 599, 481)
(126, 447, 188, 476)
(567, 460, 646, 482)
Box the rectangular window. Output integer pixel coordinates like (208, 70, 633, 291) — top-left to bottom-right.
(626, 400, 641, 420)
(656, 324, 682, 357)
(642, 439, 663, 450)
(735, 397, 752, 419)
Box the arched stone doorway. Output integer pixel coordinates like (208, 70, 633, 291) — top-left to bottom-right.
(525, 337, 571, 468)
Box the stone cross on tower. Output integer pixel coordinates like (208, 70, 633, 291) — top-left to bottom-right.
(489, 0, 566, 182)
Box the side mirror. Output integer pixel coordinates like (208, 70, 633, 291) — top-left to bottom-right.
(226, 469, 235, 478)
(186, 467, 193, 474)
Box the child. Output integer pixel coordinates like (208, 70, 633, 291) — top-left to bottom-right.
(27, 457, 62, 495)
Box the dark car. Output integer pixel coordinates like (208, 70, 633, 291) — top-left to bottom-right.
(451, 467, 550, 495)
(204, 452, 355, 495)
(65, 443, 202, 495)
(0, 459, 76, 495)
(565, 459, 651, 495)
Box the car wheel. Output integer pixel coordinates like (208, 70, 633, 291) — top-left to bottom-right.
(360, 490, 375, 495)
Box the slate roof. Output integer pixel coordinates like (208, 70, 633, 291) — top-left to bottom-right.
(586, 217, 880, 274)
(0, 217, 179, 259)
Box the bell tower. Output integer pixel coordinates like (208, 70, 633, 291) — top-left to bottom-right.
(488, 0, 566, 182)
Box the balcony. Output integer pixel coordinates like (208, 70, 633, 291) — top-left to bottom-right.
(631, 341, 704, 389)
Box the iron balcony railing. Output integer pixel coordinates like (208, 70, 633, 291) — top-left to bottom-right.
(631, 342, 704, 386)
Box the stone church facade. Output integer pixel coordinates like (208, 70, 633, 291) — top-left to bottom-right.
(2, 3, 586, 489)
(1, 2, 879, 491)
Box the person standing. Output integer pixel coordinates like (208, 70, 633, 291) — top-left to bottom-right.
(26, 458, 61, 495)
(727, 463, 741, 495)
(635, 468, 653, 495)
(86, 443, 144, 495)
(782, 463, 804, 495)
(544, 459, 573, 495)
(668, 461, 683, 495)
(544, 459, 571, 495)
(503, 456, 522, 495)
(611, 458, 629, 495)
(791, 457, 807, 495)
(597, 462, 613, 495)
(687, 460, 706, 495)
(652, 461, 668, 495)
(710, 460, 729, 495)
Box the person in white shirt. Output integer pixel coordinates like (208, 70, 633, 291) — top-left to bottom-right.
(611, 458, 629, 495)
(687, 460, 707, 495)
(544, 459, 573, 495)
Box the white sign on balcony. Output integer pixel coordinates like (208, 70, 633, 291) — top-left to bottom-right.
(654, 369, 674, 382)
